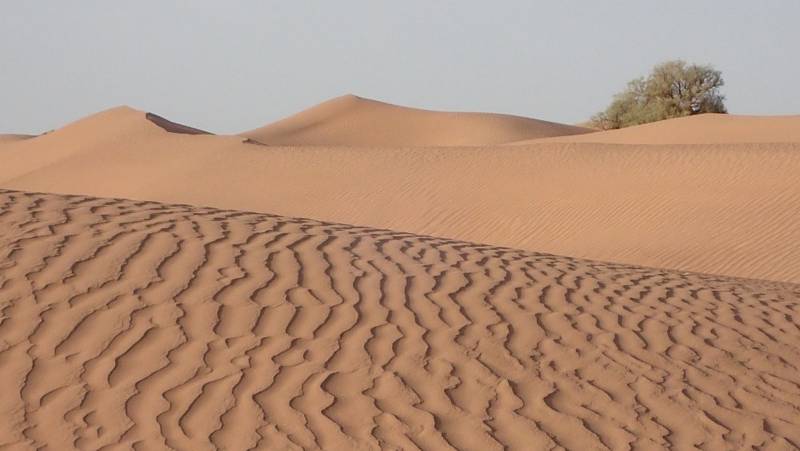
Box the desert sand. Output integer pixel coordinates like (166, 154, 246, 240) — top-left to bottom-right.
(1, 189, 798, 449)
(2, 98, 800, 450)
(241, 95, 592, 146)
(1, 103, 798, 282)
(510, 113, 800, 145)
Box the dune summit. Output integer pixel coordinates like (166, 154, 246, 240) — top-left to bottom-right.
(1, 189, 798, 449)
(0, 106, 253, 184)
(240, 94, 592, 146)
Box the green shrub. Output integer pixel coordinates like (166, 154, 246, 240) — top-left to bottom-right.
(592, 60, 727, 129)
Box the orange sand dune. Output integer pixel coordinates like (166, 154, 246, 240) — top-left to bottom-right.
(0, 106, 253, 182)
(511, 113, 800, 145)
(241, 94, 592, 146)
(1, 106, 798, 282)
(1, 189, 798, 450)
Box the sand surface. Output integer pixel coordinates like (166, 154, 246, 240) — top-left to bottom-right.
(241, 95, 591, 146)
(1, 189, 798, 450)
(1, 107, 798, 283)
(2, 101, 800, 450)
(510, 113, 800, 145)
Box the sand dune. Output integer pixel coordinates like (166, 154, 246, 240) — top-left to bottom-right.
(2, 100, 800, 450)
(510, 113, 800, 145)
(1, 108, 798, 283)
(1, 189, 798, 450)
(241, 95, 591, 146)
(0, 106, 255, 183)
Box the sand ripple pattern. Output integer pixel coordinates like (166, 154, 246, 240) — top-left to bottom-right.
(1, 189, 799, 450)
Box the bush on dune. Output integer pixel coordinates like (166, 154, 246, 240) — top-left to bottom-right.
(592, 60, 727, 130)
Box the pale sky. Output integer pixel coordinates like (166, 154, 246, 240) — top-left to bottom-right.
(2, 1, 798, 134)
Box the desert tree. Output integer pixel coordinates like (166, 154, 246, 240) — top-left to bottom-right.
(592, 60, 726, 129)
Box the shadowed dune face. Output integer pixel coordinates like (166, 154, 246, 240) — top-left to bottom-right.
(0, 189, 798, 449)
(0, 134, 34, 143)
(241, 95, 592, 146)
(510, 114, 800, 145)
(145, 112, 211, 135)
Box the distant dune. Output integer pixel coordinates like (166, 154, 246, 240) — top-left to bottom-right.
(510, 113, 800, 145)
(1, 189, 798, 449)
(241, 94, 592, 146)
(1, 107, 798, 283)
(0, 106, 254, 183)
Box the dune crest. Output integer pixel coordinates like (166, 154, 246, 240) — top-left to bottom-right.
(4, 106, 210, 144)
(0, 107, 247, 184)
(511, 113, 800, 145)
(0, 189, 798, 449)
(241, 94, 591, 146)
(1, 106, 195, 146)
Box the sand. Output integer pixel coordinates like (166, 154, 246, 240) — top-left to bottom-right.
(2, 100, 800, 450)
(241, 95, 592, 146)
(1, 107, 798, 283)
(1, 189, 798, 450)
(510, 113, 800, 145)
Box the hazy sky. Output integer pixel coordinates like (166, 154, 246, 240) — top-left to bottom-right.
(2, 1, 798, 134)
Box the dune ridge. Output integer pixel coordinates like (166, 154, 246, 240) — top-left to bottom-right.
(241, 95, 592, 146)
(1, 115, 798, 283)
(509, 113, 800, 145)
(0, 106, 254, 184)
(0, 189, 798, 449)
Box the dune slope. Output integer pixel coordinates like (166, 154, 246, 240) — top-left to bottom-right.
(2, 115, 799, 283)
(0, 189, 798, 449)
(0, 106, 252, 183)
(511, 114, 800, 145)
(241, 95, 591, 146)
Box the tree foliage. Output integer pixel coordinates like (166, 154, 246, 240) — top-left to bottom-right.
(592, 60, 727, 129)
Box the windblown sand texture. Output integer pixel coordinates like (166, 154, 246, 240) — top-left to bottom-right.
(1, 104, 799, 282)
(1, 190, 799, 450)
(512, 114, 800, 145)
(2, 97, 800, 450)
